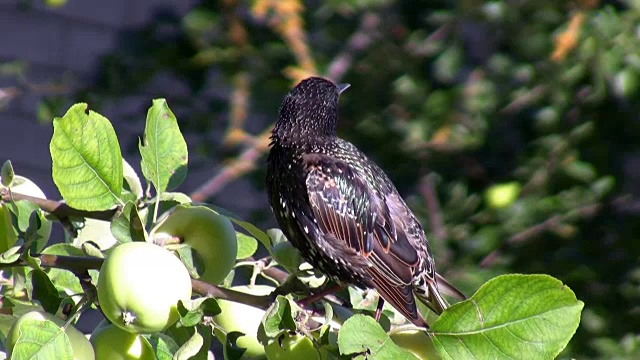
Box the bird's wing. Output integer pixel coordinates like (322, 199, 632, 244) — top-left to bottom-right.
(302, 153, 425, 326)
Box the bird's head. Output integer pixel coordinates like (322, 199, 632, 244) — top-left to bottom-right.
(272, 77, 350, 145)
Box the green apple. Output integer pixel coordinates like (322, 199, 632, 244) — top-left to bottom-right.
(151, 205, 237, 285)
(264, 333, 319, 360)
(5, 311, 95, 360)
(214, 285, 274, 359)
(484, 182, 521, 209)
(90, 324, 155, 360)
(97, 241, 192, 334)
(0, 175, 52, 252)
(390, 329, 438, 360)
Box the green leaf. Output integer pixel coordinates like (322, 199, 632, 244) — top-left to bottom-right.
(296, 262, 326, 289)
(41, 243, 85, 257)
(139, 99, 188, 194)
(1, 159, 14, 187)
(81, 242, 104, 259)
(13, 267, 30, 297)
(0, 204, 17, 254)
(164, 321, 193, 349)
(174, 330, 203, 360)
(348, 287, 379, 312)
(267, 228, 288, 247)
(268, 229, 302, 274)
(431, 274, 584, 360)
(0, 243, 22, 263)
(177, 298, 221, 328)
(7, 200, 50, 253)
(159, 192, 192, 204)
(24, 211, 43, 251)
(219, 330, 249, 360)
(173, 325, 210, 360)
(174, 244, 205, 280)
(42, 244, 87, 295)
(31, 270, 62, 315)
(50, 103, 123, 211)
(26, 250, 42, 271)
(338, 314, 417, 359)
(236, 232, 258, 260)
(563, 161, 596, 183)
(122, 158, 144, 199)
(146, 333, 180, 360)
(591, 176, 615, 199)
(110, 202, 146, 244)
(261, 295, 297, 338)
(12, 319, 73, 360)
(0, 313, 17, 345)
(8, 200, 39, 233)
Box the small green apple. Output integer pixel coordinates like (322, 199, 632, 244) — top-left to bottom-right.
(90, 324, 155, 360)
(97, 241, 192, 334)
(214, 285, 274, 359)
(5, 311, 95, 360)
(484, 182, 521, 209)
(151, 205, 237, 285)
(264, 333, 319, 360)
(390, 329, 438, 360)
(0, 175, 53, 252)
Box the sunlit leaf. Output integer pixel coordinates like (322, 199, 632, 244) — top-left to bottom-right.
(50, 103, 123, 211)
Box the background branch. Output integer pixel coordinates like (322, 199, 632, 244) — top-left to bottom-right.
(480, 201, 605, 267)
(326, 12, 381, 82)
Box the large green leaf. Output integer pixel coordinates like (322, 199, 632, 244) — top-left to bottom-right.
(12, 319, 73, 360)
(139, 99, 188, 194)
(50, 103, 123, 211)
(431, 274, 584, 360)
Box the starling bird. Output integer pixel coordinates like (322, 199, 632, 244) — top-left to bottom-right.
(266, 77, 464, 327)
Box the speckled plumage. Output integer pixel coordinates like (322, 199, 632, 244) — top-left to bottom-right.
(266, 77, 464, 327)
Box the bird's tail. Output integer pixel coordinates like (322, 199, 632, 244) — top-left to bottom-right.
(415, 272, 466, 315)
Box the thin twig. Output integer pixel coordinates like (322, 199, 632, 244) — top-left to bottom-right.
(223, 72, 251, 147)
(0, 188, 120, 222)
(499, 85, 547, 115)
(480, 202, 603, 267)
(325, 12, 381, 82)
(418, 175, 447, 242)
(190, 129, 271, 201)
(191, 279, 273, 309)
(0, 254, 103, 271)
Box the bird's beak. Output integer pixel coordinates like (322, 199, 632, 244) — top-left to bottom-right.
(337, 83, 351, 94)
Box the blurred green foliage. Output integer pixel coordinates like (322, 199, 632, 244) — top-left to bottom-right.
(7, 0, 640, 358)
